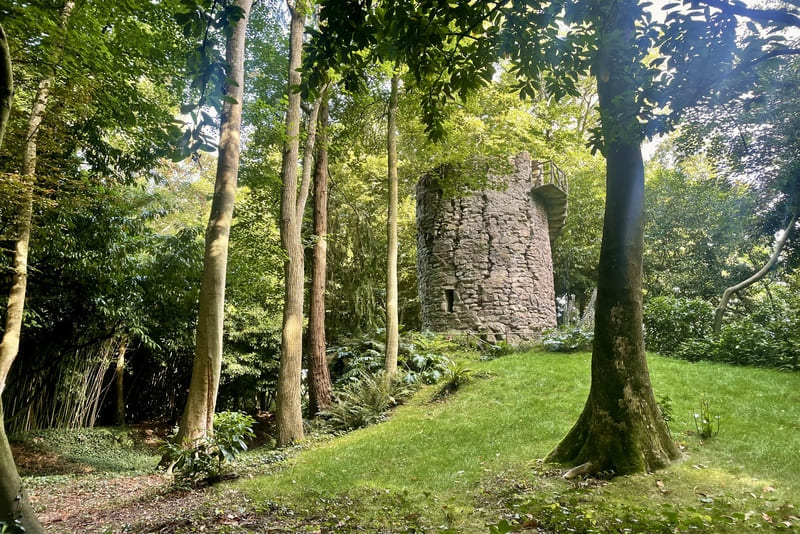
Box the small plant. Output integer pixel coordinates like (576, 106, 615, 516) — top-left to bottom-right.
(0, 520, 25, 534)
(657, 395, 673, 437)
(693, 398, 720, 439)
(159, 410, 255, 485)
(321, 371, 417, 431)
(541, 326, 594, 352)
(434, 358, 475, 398)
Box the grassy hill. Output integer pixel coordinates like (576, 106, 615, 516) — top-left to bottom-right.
(236, 350, 800, 532)
(14, 349, 800, 532)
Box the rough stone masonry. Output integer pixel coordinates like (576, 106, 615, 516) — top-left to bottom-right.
(416, 152, 566, 343)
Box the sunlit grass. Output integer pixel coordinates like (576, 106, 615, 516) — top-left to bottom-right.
(236, 350, 800, 532)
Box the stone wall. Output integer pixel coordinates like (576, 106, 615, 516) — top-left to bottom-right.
(416, 152, 559, 342)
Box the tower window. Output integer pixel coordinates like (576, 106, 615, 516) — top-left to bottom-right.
(445, 288, 455, 313)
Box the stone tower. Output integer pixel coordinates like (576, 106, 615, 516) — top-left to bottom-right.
(416, 152, 567, 342)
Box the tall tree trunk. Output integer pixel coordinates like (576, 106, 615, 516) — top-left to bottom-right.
(547, 0, 678, 477)
(0, 23, 11, 146)
(0, 4, 73, 530)
(174, 0, 251, 446)
(114, 338, 129, 426)
(384, 73, 400, 376)
(276, 0, 308, 447)
(307, 97, 332, 416)
(0, 21, 42, 534)
(713, 213, 797, 333)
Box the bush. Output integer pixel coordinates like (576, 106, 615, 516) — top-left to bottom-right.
(321, 371, 417, 431)
(160, 411, 255, 485)
(329, 332, 463, 387)
(541, 326, 594, 352)
(644, 296, 714, 354)
(672, 318, 800, 371)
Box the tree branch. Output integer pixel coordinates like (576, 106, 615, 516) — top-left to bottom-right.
(693, 0, 800, 28)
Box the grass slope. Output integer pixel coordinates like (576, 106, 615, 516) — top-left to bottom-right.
(238, 351, 800, 532)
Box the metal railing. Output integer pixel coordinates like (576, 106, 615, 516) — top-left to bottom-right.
(532, 160, 568, 195)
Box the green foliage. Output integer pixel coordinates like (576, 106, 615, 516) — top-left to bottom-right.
(643, 296, 714, 355)
(434, 358, 475, 398)
(0, 519, 24, 534)
(668, 276, 800, 370)
(657, 395, 674, 437)
(693, 398, 720, 440)
(9, 427, 155, 474)
(541, 326, 594, 353)
(643, 161, 758, 300)
(160, 411, 255, 485)
(401, 332, 464, 384)
(320, 371, 417, 432)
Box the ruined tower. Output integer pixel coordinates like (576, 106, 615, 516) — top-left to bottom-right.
(416, 152, 567, 342)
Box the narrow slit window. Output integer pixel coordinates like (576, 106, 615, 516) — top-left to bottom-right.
(445, 288, 455, 313)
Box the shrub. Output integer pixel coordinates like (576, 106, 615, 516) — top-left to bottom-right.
(160, 411, 255, 485)
(672, 317, 800, 370)
(644, 296, 714, 355)
(321, 371, 417, 431)
(541, 326, 594, 352)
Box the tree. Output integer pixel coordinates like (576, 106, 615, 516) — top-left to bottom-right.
(643, 155, 758, 301)
(0, 23, 10, 145)
(713, 213, 798, 333)
(307, 94, 333, 415)
(384, 73, 400, 375)
(0, 3, 73, 530)
(173, 0, 252, 448)
(276, 0, 308, 447)
(0, 18, 41, 534)
(544, 2, 680, 476)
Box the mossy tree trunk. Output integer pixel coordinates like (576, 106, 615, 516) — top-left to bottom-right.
(174, 0, 251, 446)
(307, 96, 332, 416)
(384, 73, 400, 376)
(547, 0, 679, 477)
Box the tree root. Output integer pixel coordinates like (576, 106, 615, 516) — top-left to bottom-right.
(563, 461, 595, 480)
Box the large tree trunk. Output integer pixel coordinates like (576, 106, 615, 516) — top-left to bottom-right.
(384, 74, 400, 376)
(547, 0, 678, 477)
(0, 4, 74, 530)
(276, 0, 308, 447)
(307, 97, 332, 416)
(713, 213, 797, 333)
(174, 0, 251, 446)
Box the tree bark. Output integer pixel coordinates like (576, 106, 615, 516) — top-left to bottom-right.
(174, 0, 251, 446)
(713, 213, 797, 333)
(384, 73, 400, 376)
(0, 23, 12, 146)
(114, 338, 129, 426)
(547, 0, 679, 476)
(276, 0, 307, 447)
(307, 96, 332, 416)
(0, 4, 73, 531)
(0, 21, 41, 534)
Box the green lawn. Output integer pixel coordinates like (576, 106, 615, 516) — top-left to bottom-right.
(237, 351, 800, 532)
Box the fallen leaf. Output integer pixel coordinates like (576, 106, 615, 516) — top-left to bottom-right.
(763, 512, 774, 524)
(762, 486, 775, 493)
